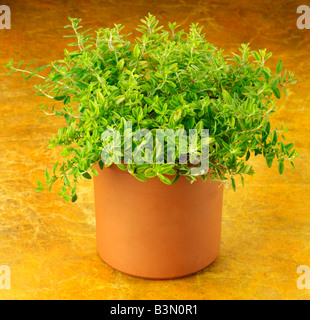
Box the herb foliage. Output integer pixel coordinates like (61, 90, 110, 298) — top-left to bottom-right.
(5, 14, 298, 202)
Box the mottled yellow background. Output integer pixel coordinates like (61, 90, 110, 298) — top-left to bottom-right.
(0, 0, 309, 300)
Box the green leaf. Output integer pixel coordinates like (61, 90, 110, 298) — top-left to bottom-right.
(271, 131, 278, 145)
(117, 163, 126, 170)
(265, 52, 273, 61)
(82, 172, 92, 179)
(222, 89, 232, 104)
(64, 96, 71, 105)
(45, 170, 50, 181)
(170, 174, 180, 185)
(262, 70, 270, 80)
(265, 121, 271, 136)
(116, 59, 125, 72)
(145, 168, 156, 178)
(252, 51, 260, 62)
(265, 152, 275, 160)
(278, 162, 284, 174)
(245, 150, 250, 161)
(18, 60, 24, 67)
(64, 113, 71, 125)
(37, 65, 48, 72)
(272, 87, 281, 99)
(53, 162, 58, 175)
(266, 158, 273, 168)
(52, 74, 64, 82)
(241, 175, 245, 187)
(133, 44, 140, 59)
(71, 194, 78, 202)
(54, 95, 67, 101)
(158, 174, 171, 185)
(276, 60, 283, 74)
(64, 176, 70, 187)
(285, 143, 294, 152)
(231, 177, 236, 191)
(134, 173, 146, 182)
(24, 74, 36, 81)
(115, 95, 125, 105)
(76, 81, 88, 90)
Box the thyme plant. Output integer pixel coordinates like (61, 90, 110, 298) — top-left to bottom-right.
(5, 14, 298, 202)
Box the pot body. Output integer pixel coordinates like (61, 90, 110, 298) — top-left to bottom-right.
(94, 165, 223, 279)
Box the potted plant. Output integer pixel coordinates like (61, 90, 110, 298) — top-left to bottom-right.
(5, 14, 298, 279)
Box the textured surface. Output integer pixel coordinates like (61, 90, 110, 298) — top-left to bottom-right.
(0, 0, 309, 300)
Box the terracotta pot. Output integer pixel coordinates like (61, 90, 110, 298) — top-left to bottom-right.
(93, 165, 223, 279)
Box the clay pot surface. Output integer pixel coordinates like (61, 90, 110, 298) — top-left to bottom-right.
(94, 165, 223, 279)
